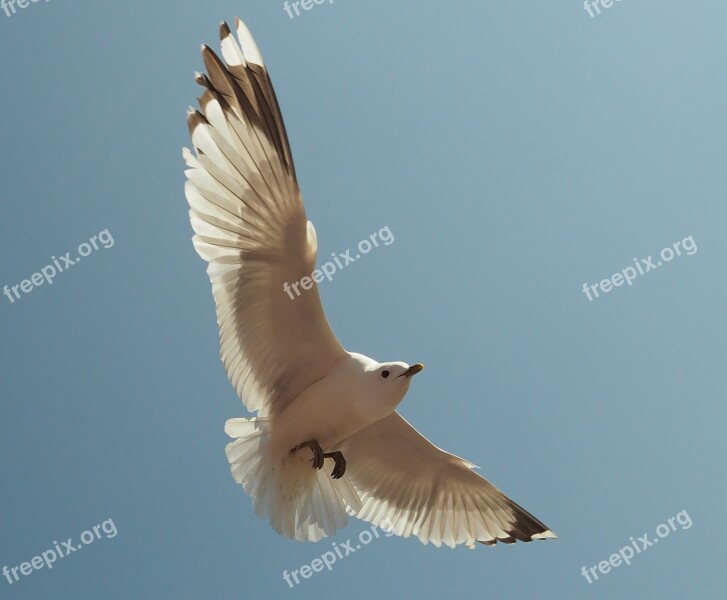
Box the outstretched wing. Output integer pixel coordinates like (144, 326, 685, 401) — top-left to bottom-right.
(336, 412, 556, 548)
(184, 19, 347, 416)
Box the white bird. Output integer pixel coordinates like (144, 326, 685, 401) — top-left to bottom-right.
(184, 18, 556, 549)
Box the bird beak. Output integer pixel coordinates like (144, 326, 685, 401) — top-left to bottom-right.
(399, 363, 424, 378)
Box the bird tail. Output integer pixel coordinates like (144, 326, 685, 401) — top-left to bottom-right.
(224, 418, 362, 541)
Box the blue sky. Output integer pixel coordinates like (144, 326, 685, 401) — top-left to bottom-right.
(1, 0, 725, 598)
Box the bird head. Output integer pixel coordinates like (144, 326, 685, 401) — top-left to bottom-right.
(362, 359, 424, 407)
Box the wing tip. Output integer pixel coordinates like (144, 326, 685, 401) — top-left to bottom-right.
(234, 17, 265, 68)
(476, 528, 557, 546)
(531, 529, 557, 540)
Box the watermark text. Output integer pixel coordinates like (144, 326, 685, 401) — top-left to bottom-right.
(582, 235, 697, 302)
(282, 521, 394, 587)
(284, 226, 394, 300)
(3, 518, 118, 586)
(3, 228, 115, 305)
(580, 510, 692, 584)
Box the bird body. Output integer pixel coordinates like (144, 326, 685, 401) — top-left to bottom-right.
(185, 17, 556, 549)
(268, 354, 415, 457)
(224, 354, 420, 541)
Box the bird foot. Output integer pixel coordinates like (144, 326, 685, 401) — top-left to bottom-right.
(290, 439, 324, 469)
(289, 441, 346, 478)
(323, 451, 346, 479)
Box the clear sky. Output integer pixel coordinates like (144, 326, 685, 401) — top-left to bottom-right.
(1, 0, 725, 598)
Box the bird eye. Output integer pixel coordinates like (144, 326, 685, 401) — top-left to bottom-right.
(381, 370, 390, 378)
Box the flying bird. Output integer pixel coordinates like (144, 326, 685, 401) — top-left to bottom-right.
(183, 18, 556, 548)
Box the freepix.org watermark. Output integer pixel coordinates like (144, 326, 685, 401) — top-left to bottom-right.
(583, 0, 623, 18)
(2, 228, 115, 305)
(2, 518, 118, 586)
(582, 235, 697, 302)
(282, 521, 394, 588)
(283, 226, 394, 300)
(283, 0, 333, 20)
(580, 510, 692, 584)
(1, 0, 50, 19)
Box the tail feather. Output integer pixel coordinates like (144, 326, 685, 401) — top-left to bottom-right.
(224, 417, 362, 541)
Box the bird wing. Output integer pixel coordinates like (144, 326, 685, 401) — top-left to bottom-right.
(184, 19, 347, 416)
(336, 412, 556, 548)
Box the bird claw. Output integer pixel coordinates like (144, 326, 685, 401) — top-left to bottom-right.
(324, 451, 346, 479)
(289, 441, 346, 478)
(290, 439, 324, 470)
(310, 452, 324, 470)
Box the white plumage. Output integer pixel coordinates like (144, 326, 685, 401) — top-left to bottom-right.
(184, 18, 556, 548)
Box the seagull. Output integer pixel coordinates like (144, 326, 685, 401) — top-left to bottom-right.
(183, 18, 556, 549)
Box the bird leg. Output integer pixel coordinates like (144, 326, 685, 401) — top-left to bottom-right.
(289, 441, 347, 479)
(323, 451, 346, 479)
(290, 439, 324, 470)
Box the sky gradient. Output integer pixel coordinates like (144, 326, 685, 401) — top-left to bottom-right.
(1, 1, 725, 598)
